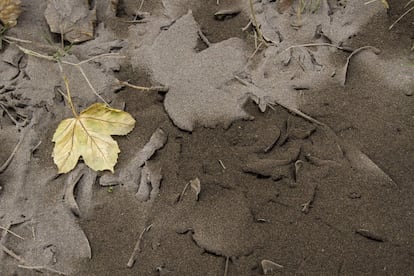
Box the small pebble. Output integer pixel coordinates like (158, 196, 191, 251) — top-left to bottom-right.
(404, 90, 413, 96)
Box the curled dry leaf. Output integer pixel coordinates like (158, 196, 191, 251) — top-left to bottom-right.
(0, 0, 21, 27)
(52, 103, 136, 174)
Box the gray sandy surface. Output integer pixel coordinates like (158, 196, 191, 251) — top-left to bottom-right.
(0, 0, 413, 275)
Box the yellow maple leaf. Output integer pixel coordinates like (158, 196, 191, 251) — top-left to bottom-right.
(52, 103, 136, 174)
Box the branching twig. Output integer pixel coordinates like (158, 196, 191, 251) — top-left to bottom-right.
(16, 44, 124, 105)
(301, 185, 318, 214)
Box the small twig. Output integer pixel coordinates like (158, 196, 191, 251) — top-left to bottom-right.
(118, 79, 169, 92)
(389, 5, 414, 30)
(248, 41, 264, 60)
(341, 46, 380, 86)
(3, 36, 32, 44)
(224, 256, 230, 276)
(0, 226, 25, 240)
(1, 244, 25, 263)
(127, 224, 153, 268)
(198, 30, 211, 47)
(0, 103, 19, 126)
(301, 185, 318, 214)
(76, 53, 125, 66)
(18, 265, 67, 275)
(178, 181, 191, 202)
(234, 76, 324, 126)
(218, 159, 226, 170)
(125, 19, 149, 23)
(76, 65, 109, 105)
(280, 43, 353, 54)
(242, 20, 252, 32)
(405, 0, 414, 8)
(0, 134, 25, 174)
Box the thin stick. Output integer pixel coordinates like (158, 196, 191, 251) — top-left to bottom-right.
(249, 41, 264, 60)
(301, 185, 318, 214)
(76, 65, 109, 105)
(76, 53, 125, 66)
(18, 265, 67, 275)
(224, 256, 230, 276)
(0, 226, 25, 240)
(281, 43, 353, 54)
(405, 0, 414, 8)
(234, 76, 324, 126)
(127, 224, 153, 268)
(218, 160, 226, 170)
(1, 245, 25, 263)
(3, 36, 32, 43)
(198, 30, 211, 47)
(178, 181, 191, 202)
(341, 46, 380, 86)
(389, 5, 414, 30)
(242, 20, 252, 32)
(0, 134, 24, 174)
(118, 80, 169, 92)
(0, 103, 19, 125)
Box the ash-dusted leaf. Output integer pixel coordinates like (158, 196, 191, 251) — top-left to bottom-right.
(52, 103, 135, 174)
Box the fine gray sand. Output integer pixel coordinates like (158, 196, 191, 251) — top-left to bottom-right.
(1, 0, 413, 275)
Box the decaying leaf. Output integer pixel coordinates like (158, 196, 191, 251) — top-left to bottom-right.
(52, 103, 135, 174)
(0, 0, 21, 27)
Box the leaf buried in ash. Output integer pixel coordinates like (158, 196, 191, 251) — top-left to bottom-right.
(52, 103, 136, 174)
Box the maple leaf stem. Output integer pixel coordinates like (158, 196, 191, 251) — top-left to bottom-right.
(63, 76, 79, 118)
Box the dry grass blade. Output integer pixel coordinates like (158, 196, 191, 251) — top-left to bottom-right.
(389, 5, 414, 30)
(405, 0, 414, 8)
